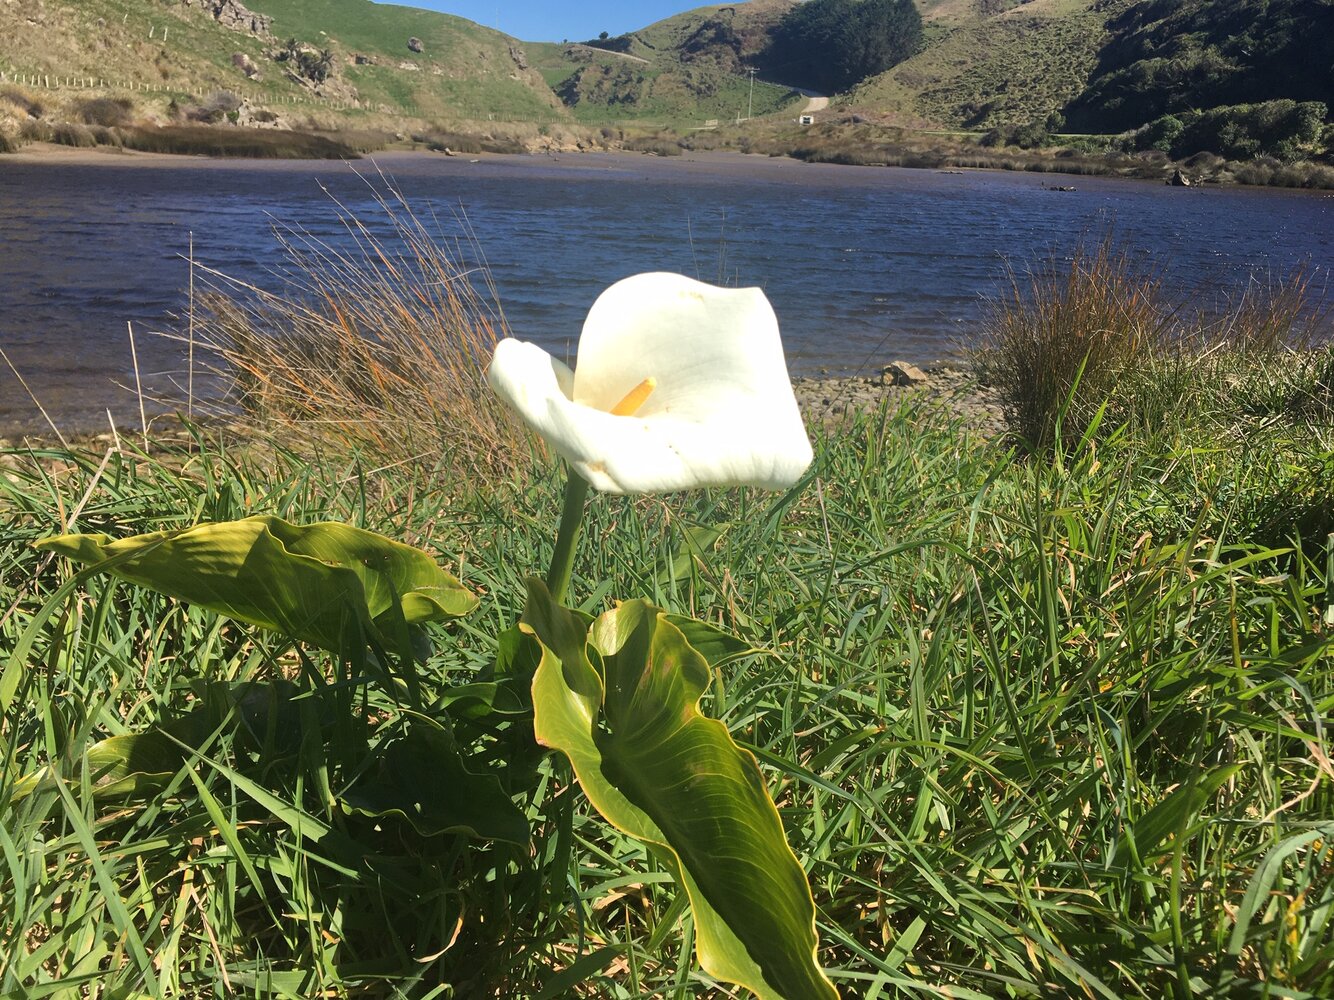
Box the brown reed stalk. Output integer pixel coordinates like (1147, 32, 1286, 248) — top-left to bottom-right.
(189, 177, 534, 484)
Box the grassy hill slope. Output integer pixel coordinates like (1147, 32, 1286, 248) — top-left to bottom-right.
(846, 0, 1135, 128)
(244, 0, 563, 120)
(843, 0, 1333, 138)
(0, 0, 565, 125)
(525, 1, 803, 125)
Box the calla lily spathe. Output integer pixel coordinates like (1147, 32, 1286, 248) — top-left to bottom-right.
(487, 272, 813, 494)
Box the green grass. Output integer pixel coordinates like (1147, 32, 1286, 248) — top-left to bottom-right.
(4, 380, 1333, 994)
(244, 0, 489, 57)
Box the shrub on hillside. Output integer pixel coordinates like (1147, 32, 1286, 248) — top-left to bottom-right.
(75, 97, 134, 127)
(1137, 99, 1329, 161)
(277, 38, 334, 83)
(980, 122, 1050, 149)
(1135, 113, 1184, 153)
(580, 33, 633, 54)
(0, 84, 44, 118)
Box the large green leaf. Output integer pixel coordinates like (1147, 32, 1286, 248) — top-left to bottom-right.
(340, 714, 530, 844)
(8, 731, 182, 805)
(36, 516, 477, 655)
(664, 613, 760, 669)
(7, 681, 319, 806)
(524, 579, 835, 1000)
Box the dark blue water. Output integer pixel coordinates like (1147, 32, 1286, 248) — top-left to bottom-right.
(0, 150, 1330, 434)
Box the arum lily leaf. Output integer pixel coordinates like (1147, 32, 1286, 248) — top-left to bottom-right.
(9, 731, 184, 805)
(657, 523, 728, 588)
(7, 681, 318, 807)
(341, 714, 529, 844)
(525, 579, 835, 1000)
(664, 613, 759, 669)
(37, 516, 477, 655)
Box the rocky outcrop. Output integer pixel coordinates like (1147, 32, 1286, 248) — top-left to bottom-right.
(231, 51, 260, 78)
(233, 100, 282, 128)
(879, 361, 928, 386)
(181, 0, 272, 36)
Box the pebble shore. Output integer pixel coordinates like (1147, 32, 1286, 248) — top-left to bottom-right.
(792, 365, 1006, 438)
(1, 367, 1008, 455)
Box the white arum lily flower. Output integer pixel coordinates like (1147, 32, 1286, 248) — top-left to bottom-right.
(488, 272, 813, 494)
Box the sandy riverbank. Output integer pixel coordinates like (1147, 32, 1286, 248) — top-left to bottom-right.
(0, 141, 1159, 195)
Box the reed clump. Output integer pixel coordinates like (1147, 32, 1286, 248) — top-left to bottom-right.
(623, 134, 684, 156)
(972, 239, 1331, 449)
(0, 84, 44, 118)
(117, 124, 359, 158)
(410, 128, 527, 155)
(0, 114, 20, 153)
(193, 185, 531, 483)
(972, 240, 1173, 448)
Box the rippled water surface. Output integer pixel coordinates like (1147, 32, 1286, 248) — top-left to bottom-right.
(1, 150, 1330, 433)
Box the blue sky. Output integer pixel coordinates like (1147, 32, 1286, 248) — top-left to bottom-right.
(398, 1, 722, 43)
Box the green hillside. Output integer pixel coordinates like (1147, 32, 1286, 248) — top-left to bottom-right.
(526, 1, 803, 124)
(844, 0, 1333, 142)
(1063, 0, 1334, 133)
(2, 0, 1329, 156)
(846, 0, 1134, 128)
(0, 0, 564, 127)
(243, 0, 562, 120)
(628, 0, 795, 68)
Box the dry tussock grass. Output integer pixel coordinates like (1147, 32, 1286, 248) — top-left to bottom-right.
(193, 180, 533, 484)
(971, 238, 1330, 449)
(972, 239, 1173, 448)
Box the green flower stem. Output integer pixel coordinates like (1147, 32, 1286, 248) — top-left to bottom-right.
(545, 468, 590, 605)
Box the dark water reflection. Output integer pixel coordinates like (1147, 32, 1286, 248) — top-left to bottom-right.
(0, 150, 1330, 434)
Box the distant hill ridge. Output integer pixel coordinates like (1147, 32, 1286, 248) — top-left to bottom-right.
(0, 0, 1329, 148)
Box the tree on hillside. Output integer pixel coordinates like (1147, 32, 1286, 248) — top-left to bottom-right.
(759, 0, 922, 94)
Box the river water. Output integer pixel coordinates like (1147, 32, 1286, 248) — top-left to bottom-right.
(0, 149, 1330, 435)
